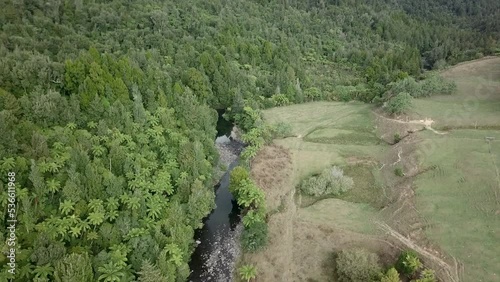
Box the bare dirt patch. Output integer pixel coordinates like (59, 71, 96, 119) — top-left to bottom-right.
(250, 144, 293, 211)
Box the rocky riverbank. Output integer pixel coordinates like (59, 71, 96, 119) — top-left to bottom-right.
(213, 126, 245, 183)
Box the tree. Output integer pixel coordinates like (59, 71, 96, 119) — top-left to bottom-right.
(241, 221, 268, 252)
(236, 179, 265, 209)
(33, 264, 54, 280)
(239, 264, 257, 282)
(59, 200, 75, 215)
(412, 268, 437, 282)
(242, 210, 264, 227)
(396, 250, 423, 277)
(97, 262, 125, 282)
(386, 92, 412, 115)
(381, 267, 401, 282)
(229, 166, 250, 197)
(137, 261, 168, 282)
(54, 253, 93, 282)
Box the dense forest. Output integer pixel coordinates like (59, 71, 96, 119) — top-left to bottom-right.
(0, 0, 498, 281)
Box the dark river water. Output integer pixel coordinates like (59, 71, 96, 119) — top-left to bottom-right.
(188, 110, 242, 281)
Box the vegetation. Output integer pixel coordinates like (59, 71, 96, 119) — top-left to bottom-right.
(393, 133, 401, 144)
(300, 166, 354, 197)
(271, 122, 293, 139)
(380, 267, 401, 282)
(0, 0, 498, 280)
(230, 166, 268, 252)
(396, 250, 423, 277)
(412, 269, 437, 282)
(386, 92, 413, 115)
(394, 167, 405, 177)
(238, 264, 257, 282)
(335, 248, 381, 282)
(241, 221, 269, 253)
(334, 249, 436, 282)
(261, 58, 500, 280)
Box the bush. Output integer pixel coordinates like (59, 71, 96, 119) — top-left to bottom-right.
(239, 264, 257, 282)
(394, 167, 404, 177)
(386, 92, 412, 115)
(242, 209, 265, 227)
(335, 248, 381, 282)
(234, 106, 264, 132)
(381, 267, 401, 282)
(272, 94, 290, 106)
(241, 221, 268, 252)
(230, 166, 250, 197)
(413, 269, 437, 282)
(432, 59, 447, 70)
(304, 87, 322, 101)
(421, 75, 456, 96)
(301, 175, 328, 196)
(396, 250, 422, 277)
(271, 122, 293, 139)
(300, 166, 353, 197)
(389, 77, 422, 98)
(236, 179, 265, 209)
(393, 133, 401, 143)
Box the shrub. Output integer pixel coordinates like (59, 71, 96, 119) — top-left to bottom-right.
(234, 106, 263, 132)
(272, 94, 290, 106)
(229, 166, 250, 197)
(413, 269, 437, 282)
(386, 92, 412, 115)
(433, 59, 447, 70)
(393, 133, 401, 143)
(420, 75, 452, 96)
(389, 77, 422, 98)
(300, 174, 328, 196)
(304, 87, 322, 101)
(242, 210, 265, 228)
(300, 166, 353, 197)
(394, 167, 404, 177)
(239, 264, 257, 282)
(396, 250, 422, 277)
(381, 267, 401, 282)
(271, 122, 293, 139)
(241, 221, 268, 252)
(236, 179, 265, 209)
(322, 167, 354, 195)
(388, 75, 456, 98)
(335, 248, 381, 282)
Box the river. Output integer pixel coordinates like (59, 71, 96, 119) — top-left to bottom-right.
(188, 110, 244, 282)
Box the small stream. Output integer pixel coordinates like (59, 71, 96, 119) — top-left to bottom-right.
(188, 110, 244, 282)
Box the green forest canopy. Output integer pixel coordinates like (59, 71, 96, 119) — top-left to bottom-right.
(0, 0, 498, 281)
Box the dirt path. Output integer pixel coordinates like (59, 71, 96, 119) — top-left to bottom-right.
(487, 141, 500, 207)
(373, 111, 448, 135)
(377, 222, 462, 282)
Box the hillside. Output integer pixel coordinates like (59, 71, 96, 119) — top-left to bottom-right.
(247, 57, 499, 282)
(0, 0, 498, 281)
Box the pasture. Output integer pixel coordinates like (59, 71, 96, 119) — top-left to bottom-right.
(243, 57, 500, 281)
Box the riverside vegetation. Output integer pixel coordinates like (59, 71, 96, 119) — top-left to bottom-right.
(0, 0, 499, 281)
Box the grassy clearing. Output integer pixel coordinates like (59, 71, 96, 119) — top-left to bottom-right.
(415, 134, 500, 282)
(298, 198, 380, 235)
(410, 57, 500, 129)
(409, 58, 500, 282)
(246, 57, 500, 282)
(246, 101, 397, 281)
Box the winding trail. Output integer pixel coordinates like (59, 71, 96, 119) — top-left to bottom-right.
(377, 222, 462, 282)
(373, 111, 448, 135)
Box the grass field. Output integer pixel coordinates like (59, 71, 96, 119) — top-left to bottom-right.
(409, 58, 500, 282)
(243, 57, 500, 282)
(242, 102, 398, 281)
(411, 57, 500, 129)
